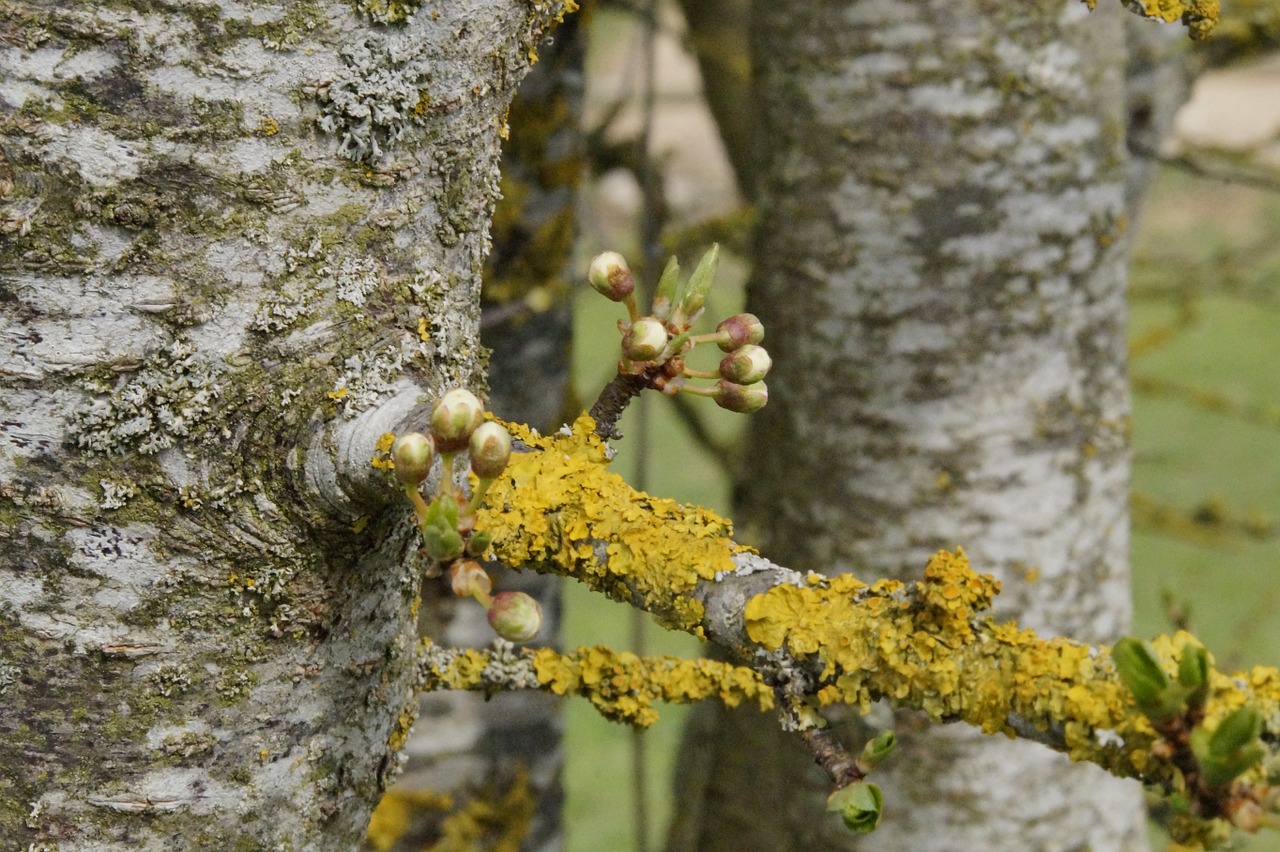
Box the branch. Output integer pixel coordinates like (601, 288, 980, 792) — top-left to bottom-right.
(447, 414, 1280, 835)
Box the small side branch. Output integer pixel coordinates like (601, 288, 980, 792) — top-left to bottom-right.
(588, 370, 652, 439)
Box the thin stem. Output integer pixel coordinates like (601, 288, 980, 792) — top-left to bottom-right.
(678, 382, 719, 398)
(438, 452, 456, 498)
(680, 366, 719, 380)
(464, 477, 495, 516)
(405, 486, 432, 525)
(589, 371, 651, 439)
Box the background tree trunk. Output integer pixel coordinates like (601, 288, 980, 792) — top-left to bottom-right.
(671, 1, 1151, 848)
(0, 1, 567, 847)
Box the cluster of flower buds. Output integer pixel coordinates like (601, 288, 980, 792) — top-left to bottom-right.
(588, 246, 770, 414)
(390, 388, 542, 643)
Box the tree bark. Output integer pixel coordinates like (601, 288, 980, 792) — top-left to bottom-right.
(0, 0, 570, 847)
(671, 1, 1149, 848)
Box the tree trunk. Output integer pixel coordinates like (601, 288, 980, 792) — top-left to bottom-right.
(671, 1, 1149, 848)
(0, 0, 569, 847)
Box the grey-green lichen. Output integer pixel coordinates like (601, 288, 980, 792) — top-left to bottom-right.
(74, 339, 222, 456)
(317, 35, 434, 163)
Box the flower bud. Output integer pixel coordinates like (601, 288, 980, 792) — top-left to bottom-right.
(623, 318, 669, 362)
(391, 432, 434, 486)
(714, 379, 768, 413)
(469, 421, 512, 479)
(716, 313, 765, 352)
(487, 591, 542, 643)
(430, 388, 485, 453)
(588, 251, 635, 302)
(858, 730, 896, 771)
(450, 559, 492, 599)
(718, 344, 771, 385)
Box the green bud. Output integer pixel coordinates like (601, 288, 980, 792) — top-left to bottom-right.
(623, 318, 669, 362)
(718, 344, 771, 385)
(714, 379, 768, 414)
(1112, 638, 1183, 721)
(678, 243, 719, 320)
(430, 388, 485, 453)
(1194, 709, 1266, 789)
(588, 251, 635, 302)
(652, 255, 680, 320)
(423, 527, 464, 562)
(1208, 706, 1263, 757)
(826, 781, 883, 834)
(487, 591, 542, 643)
(466, 530, 493, 557)
(858, 730, 897, 771)
(716, 313, 765, 351)
(1177, 642, 1210, 710)
(469, 421, 512, 479)
(391, 432, 435, 487)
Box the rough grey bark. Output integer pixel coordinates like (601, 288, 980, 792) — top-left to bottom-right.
(671, 1, 1149, 849)
(0, 0, 570, 848)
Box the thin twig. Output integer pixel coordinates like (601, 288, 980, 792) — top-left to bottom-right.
(588, 371, 650, 439)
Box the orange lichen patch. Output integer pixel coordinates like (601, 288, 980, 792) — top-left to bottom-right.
(531, 646, 772, 727)
(476, 414, 743, 631)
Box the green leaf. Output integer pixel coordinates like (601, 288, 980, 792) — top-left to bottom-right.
(652, 255, 680, 321)
(1177, 642, 1210, 710)
(1208, 706, 1263, 757)
(827, 781, 883, 834)
(467, 530, 493, 557)
(423, 528, 464, 562)
(1112, 639, 1168, 694)
(678, 243, 719, 321)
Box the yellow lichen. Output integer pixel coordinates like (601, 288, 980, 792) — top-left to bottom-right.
(531, 645, 772, 727)
(371, 432, 396, 471)
(367, 769, 535, 852)
(367, 788, 454, 852)
(476, 414, 743, 630)
(738, 549, 1280, 782)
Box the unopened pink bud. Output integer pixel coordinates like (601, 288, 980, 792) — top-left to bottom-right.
(391, 432, 435, 486)
(587, 251, 635, 302)
(718, 344, 771, 385)
(716, 313, 765, 352)
(469, 421, 512, 479)
(430, 388, 485, 453)
(623, 318, 669, 362)
(487, 591, 542, 643)
(714, 379, 768, 413)
(450, 560, 492, 599)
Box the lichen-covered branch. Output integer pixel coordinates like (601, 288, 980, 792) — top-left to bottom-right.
(446, 415, 1280, 839)
(418, 641, 773, 727)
